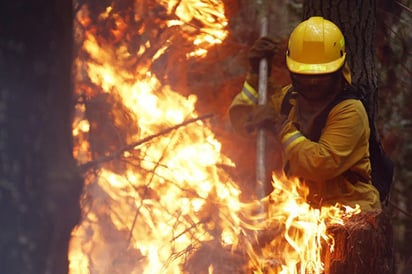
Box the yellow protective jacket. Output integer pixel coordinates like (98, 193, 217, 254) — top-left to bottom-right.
(229, 75, 381, 211)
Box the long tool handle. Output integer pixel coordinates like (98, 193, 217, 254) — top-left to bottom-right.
(256, 7, 269, 205)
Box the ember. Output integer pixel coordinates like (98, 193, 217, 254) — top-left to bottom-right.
(69, 1, 360, 273)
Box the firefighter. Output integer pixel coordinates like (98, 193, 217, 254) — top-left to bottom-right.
(229, 16, 381, 211)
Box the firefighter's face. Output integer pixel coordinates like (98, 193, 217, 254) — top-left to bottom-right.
(290, 71, 342, 100)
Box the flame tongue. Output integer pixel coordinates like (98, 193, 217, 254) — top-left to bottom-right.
(69, 1, 360, 273)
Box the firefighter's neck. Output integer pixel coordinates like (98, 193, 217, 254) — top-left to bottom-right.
(298, 77, 344, 103)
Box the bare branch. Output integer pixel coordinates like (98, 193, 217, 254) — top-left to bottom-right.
(78, 113, 214, 172)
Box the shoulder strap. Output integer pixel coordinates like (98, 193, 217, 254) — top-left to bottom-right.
(308, 85, 361, 141)
(280, 86, 295, 116)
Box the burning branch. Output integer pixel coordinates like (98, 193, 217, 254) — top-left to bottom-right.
(79, 113, 214, 172)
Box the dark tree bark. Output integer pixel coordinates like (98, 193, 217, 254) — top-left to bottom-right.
(0, 1, 83, 274)
(323, 210, 394, 274)
(303, 0, 379, 120)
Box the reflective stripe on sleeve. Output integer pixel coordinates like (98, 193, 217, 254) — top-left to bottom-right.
(241, 81, 258, 104)
(282, 130, 305, 152)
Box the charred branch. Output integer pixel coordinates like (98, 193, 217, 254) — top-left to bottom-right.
(79, 113, 214, 172)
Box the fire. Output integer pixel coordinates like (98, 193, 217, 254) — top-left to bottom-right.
(69, 1, 360, 274)
(245, 176, 360, 273)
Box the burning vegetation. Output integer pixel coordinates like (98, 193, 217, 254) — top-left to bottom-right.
(68, 1, 389, 273)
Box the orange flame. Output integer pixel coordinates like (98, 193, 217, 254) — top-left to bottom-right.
(242, 175, 360, 273)
(69, 1, 359, 274)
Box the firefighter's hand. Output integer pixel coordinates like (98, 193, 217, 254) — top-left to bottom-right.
(244, 104, 285, 133)
(248, 37, 280, 74)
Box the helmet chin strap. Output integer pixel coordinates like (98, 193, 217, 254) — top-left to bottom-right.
(295, 90, 324, 101)
(295, 82, 344, 102)
(295, 90, 333, 102)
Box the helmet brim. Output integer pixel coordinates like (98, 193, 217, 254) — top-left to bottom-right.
(286, 53, 346, 75)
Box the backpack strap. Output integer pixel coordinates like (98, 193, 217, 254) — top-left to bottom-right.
(307, 85, 361, 141)
(280, 86, 295, 116)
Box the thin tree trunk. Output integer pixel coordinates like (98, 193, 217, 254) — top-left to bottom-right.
(0, 1, 83, 273)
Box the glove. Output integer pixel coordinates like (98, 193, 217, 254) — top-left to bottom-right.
(248, 37, 280, 75)
(244, 104, 285, 133)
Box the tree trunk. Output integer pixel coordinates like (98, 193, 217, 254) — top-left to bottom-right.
(302, 1, 394, 273)
(0, 1, 83, 273)
(303, 0, 379, 120)
(323, 210, 394, 274)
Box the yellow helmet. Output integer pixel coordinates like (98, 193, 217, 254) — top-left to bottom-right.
(286, 16, 346, 75)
